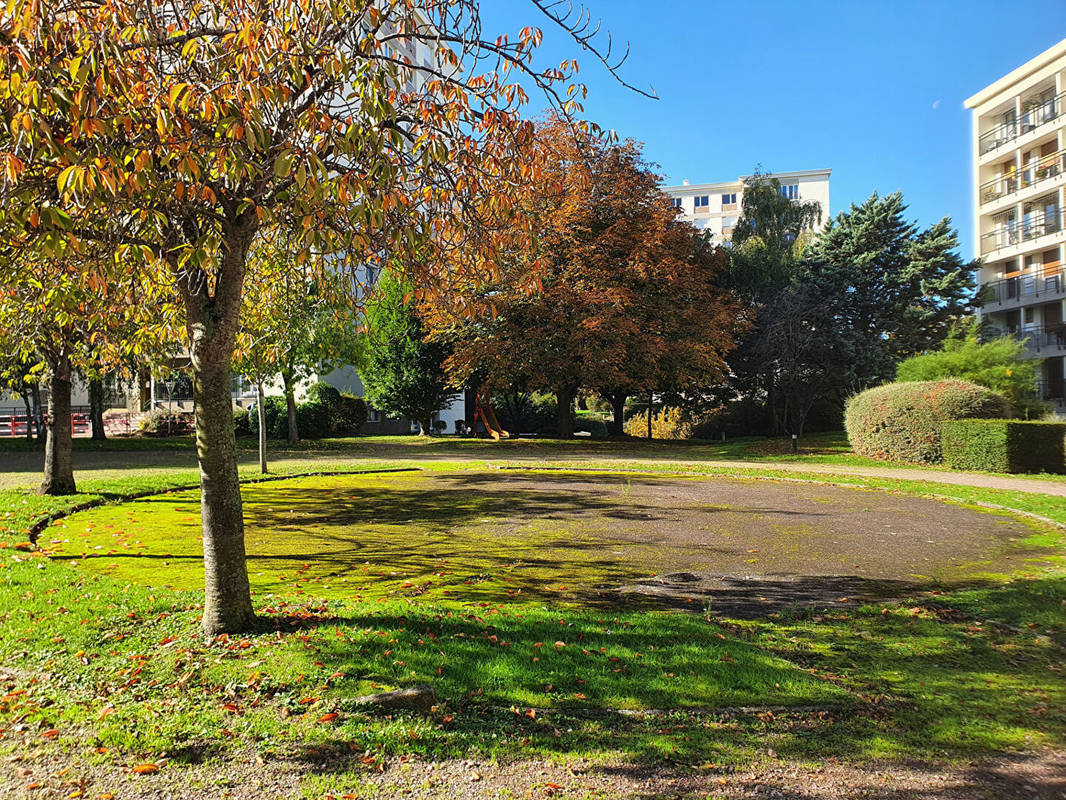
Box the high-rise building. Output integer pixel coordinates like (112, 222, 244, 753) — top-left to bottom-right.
(662, 169, 831, 241)
(965, 39, 1066, 413)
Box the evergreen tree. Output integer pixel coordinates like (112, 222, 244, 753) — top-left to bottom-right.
(360, 269, 457, 436)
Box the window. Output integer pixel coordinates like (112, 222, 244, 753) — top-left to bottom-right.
(694, 195, 709, 208)
(671, 197, 682, 208)
(721, 193, 737, 206)
(779, 183, 800, 200)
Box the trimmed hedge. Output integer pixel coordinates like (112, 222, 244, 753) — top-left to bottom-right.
(941, 419, 1066, 474)
(845, 380, 1008, 464)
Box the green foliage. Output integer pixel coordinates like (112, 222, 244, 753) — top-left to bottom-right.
(805, 192, 976, 382)
(297, 400, 332, 440)
(844, 380, 1008, 464)
(941, 419, 1066, 474)
(895, 323, 1041, 415)
(623, 407, 696, 440)
(137, 408, 194, 437)
(360, 268, 457, 430)
(306, 382, 343, 409)
(302, 382, 367, 435)
(232, 406, 251, 437)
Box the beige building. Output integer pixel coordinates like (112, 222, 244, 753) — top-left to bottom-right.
(662, 169, 831, 241)
(965, 39, 1066, 413)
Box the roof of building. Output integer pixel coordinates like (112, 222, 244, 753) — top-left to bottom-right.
(965, 38, 1066, 109)
(662, 168, 831, 194)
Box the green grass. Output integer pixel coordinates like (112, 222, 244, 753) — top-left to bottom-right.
(0, 440, 1064, 781)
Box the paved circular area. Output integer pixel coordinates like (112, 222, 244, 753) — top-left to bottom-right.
(46, 469, 1058, 614)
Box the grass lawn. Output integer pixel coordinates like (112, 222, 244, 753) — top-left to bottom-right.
(0, 438, 1064, 797)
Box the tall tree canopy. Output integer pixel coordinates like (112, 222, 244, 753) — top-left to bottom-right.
(426, 116, 739, 437)
(0, 0, 642, 633)
(360, 267, 457, 435)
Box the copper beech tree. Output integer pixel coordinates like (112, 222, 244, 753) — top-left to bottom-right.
(0, 0, 647, 633)
(425, 116, 742, 437)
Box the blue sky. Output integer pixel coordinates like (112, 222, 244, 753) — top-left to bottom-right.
(484, 1, 1066, 261)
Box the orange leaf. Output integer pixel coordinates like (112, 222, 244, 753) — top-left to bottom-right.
(318, 712, 339, 723)
(132, 764, 158, 774)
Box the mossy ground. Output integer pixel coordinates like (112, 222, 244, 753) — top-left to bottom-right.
(0, 443, 1064, 797)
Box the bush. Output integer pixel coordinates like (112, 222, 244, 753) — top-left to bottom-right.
(138, 408, 195, 437)
(331, 394, 367, 435)
(941, 419, 1066, 474)
(232, 407, 251, 437)
(844, 380, 1008, 464)
(574, 410, 609, 439)
(248, 396, 287, 439)
(296, 400, 331, 440)
(624, 407, 696, 440)
(306, 382, 342, 411)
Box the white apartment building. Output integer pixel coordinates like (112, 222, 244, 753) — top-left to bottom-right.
(662, 169, 832, 241)
(965, 39, 1066, 414)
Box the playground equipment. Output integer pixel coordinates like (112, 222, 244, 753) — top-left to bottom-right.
(472, 390, 510, 441)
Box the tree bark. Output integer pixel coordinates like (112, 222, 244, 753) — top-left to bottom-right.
(647, 392, 653, 440)
(179, 222, 257, 636)
(419, 417, 432, 437)
(20, 388, 33, 442)
(555, 386, 575, 439)
(41, 351, 76, 495)
(30, 383, 45, 443)
(88, 377, 107, 441)
(608, 392, 627, 437)
(191, 339, 254, 634)
(256, 381, 267, 474)
(282, 369, 299, 445)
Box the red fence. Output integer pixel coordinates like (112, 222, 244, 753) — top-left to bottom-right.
(0, 408, 90, 438)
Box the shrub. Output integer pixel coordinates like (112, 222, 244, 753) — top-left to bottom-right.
(895, 325, 1041, 415)
(138, 408, 194, 437)
(574, 410, 609, 439)
(305, 382, 342, 411)
(624, 407, 696, 440)
(248, 396, 287, 439)
(331, 394, 367, 435)
(844, 380, 1008, 464)
(232, 407, 251, 437)
(296, 400, 331, 439)
(941, 419, 1066, 474)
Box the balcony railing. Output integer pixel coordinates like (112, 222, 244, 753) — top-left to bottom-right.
(980, 149, 1066, 205)
(979, 91, 1065, 155)
(987, 324, 1066, 354)
(1035, 379, 1066, 401)
(980, 208, 1064, 254)
(979, 268, 1066, 305)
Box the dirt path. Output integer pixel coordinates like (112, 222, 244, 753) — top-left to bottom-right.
(4, 745, 1064, 799)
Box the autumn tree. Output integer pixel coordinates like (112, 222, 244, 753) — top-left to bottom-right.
(428, 116, 739, 437)
(360, 267, 457, 436)
(236, 232, 362, 457)
(1, 0, 643, 633)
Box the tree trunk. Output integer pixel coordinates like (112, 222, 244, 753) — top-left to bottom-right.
(41, 352, 76, 495)
(256, 382, 267, 475)
(191, 342, 254, 635)
(30, 383, 45, 443)
(282, 370, 299, 445)
(20, 388, 33, 442)
(555, 386, 575, 439)
(88, 377, 107, 441)
(419, 417, 432, 437)
(137, 364, 151, 412)
(647, 392, 653, 440)
(609, 392, 627, 437)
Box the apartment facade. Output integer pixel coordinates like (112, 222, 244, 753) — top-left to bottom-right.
(965, 39, 1066, 413)
(662, 169, 832, 241)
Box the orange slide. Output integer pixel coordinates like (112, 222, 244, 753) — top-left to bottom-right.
(473, 391, 510, 441)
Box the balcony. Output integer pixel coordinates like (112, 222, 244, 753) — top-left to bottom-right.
(1036, 379, 1066, 401)
(979, 268, 1066, 307)
(978, 91, 1065, 156)
(980, 149, 1066, 205)
(980, 208, 1064, 255)
(987, 324, 1066, 355)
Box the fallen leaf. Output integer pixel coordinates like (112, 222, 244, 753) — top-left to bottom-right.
(132, 763, 159, 774)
